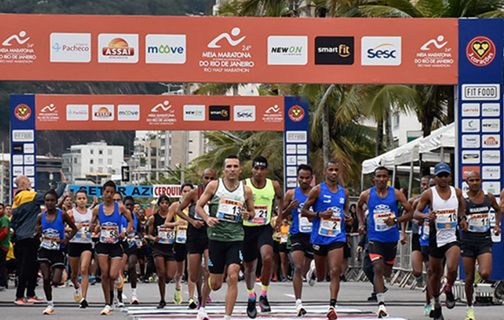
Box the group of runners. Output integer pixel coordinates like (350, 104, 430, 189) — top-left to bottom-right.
(15, 155, 502, 320)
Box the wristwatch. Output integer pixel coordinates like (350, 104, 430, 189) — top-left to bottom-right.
(393, 217, 398, 224)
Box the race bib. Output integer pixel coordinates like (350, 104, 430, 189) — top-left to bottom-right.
(468, 213, 490, 232)
(100, 226, 119, 243)
(217, 199, 243, 223)
(274, 231, 281, 241)
(421, 221, 430, 241)
(176, 226, 187, 244)
(127, 236, 136, 248)
(280, 233, 288, 244)
(373, 212, 395, 232)
(248, 205, 269, 225)
(194, 205, 208, 221)
(158, 226, 175, 244)
(75, 223, 90, 239)
(41, 235, 60, 250)
(298, 214, 312, 233)
(435, 210, 457, 230)
(318, 217, 342, 237)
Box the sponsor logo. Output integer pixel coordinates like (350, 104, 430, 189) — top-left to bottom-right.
(288, 105, 305, 122)
(38, 103, 59, 122)
(482, 181, 501, 194)
(147, 100, 176, 126)
(66, 104, 89, 121)
(151, 100, 172, 113)
(462, 151, 480, 164)
(12, 129, 34, 142)
(92, 105, 114, 121)
(461, 119, 479, 133)
(263, 104, 283, 123)
(482, 119, 500, 132)
(466, 36, 495, 67)
(233, 105, 256, 122)
(482, 151, 500, 164)
(361, 36, 401, 66)
(12, 144, 23, 154)
(2, 30, 30, 46)
(483, 135, 499, 148)
(14, 104, 32, 121)
(462, 166, 480, 180)
(98, 34, 138, 63)
(145, 34, 186, 64)
(0, 30, 36, 64)
(462, 135, 480, 148)
(286, 131, 307, 143)
(462, 84, 499, 101)
(267, 36, 308, 65)
(415, 35, 454, 68)
(183, 105, 205, 121)
(117, 105, 140, 121)
(315, 36, 354, 65)
(208, 27, 245, 48)
(482, 103, 500, 117)
(266, 105, 281, 114)
(421, 35, 448, 51)
(50, 33, 91, 63)
(41, 104, 56, 113)
(482, 166, 500, 179)
(209, 106, 230, 121)
(461, 103, 480, 117)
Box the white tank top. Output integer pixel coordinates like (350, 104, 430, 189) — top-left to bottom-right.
(70, 208, 93, 244)
(431, 186, 458, 247)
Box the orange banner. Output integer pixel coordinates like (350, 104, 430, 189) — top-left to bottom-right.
(34, 95, 285, 131)
(0, 14, 458, 84)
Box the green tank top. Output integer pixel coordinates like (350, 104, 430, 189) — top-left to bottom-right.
(243, 178, 275, 227)
(208, 178, 246, 242)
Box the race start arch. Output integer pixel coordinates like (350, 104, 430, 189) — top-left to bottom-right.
(3, 14, 504, 278)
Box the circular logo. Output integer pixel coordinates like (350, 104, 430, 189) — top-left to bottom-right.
(466, 36, 496, 67)
(288, 105, 305, 122)
(14, 104, 32, 121)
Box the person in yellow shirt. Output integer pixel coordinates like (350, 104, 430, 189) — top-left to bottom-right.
(278, 218, 291, 282)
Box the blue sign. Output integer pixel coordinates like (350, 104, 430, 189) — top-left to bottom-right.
(69, 185, 153, 197)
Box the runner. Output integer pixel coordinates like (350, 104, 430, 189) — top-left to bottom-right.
(301, 160, 352, 320)
(176, 169, 216, 311)
(148, 195, 184, 309)
(67, 190, 94, 308)
(243, 156, 284, 317)
(170, 183, 195, 305)
(414, 163, 465, 320)
(123, 196, 143, 305)
(114, 192, 127, 308)
(90, 181, 133, 316)
(35, 190, 78, 315)
(357, 166, 413, 318)
(196, 155, 255, 320)
(281, 164, 314, 316)
(462, 171, 501, 320)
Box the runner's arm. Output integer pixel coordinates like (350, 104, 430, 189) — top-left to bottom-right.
(61, 211, 78, 245)
(273, 181, 284, 226)
(90, 206, 99, 233)
(280, 189, 295, 219)
(356, 190, 370, 233)
(301, 185, 321, 219)
(119, 204, 134, 235)
(395, 190, 413, 223)
(165, 202, 184, 227)
(243, 185, 255, 221)
(490, 193, 502, 235)
(176, 188, 197, 224)
(414, 190, 432, 221)
(196, 181, 218, 226)
(343, 188, 353, 226)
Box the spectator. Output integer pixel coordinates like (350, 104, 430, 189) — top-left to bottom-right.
(10, 174, 66, 305)
(0, 203, 9, 291)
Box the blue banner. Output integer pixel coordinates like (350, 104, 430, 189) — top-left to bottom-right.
(69, 185, 153, 197)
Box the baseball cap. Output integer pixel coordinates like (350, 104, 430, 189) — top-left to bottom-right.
(434, 163, 451, 175)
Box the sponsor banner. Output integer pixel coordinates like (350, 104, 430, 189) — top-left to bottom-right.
(35, 95, 284, 131)
(152, 184, 182, 198)
(458, 18, 504, 280)
(0, 14, 458, 84)
(69, 185, 152, 197)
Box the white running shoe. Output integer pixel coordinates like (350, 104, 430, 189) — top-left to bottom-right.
(306, 260, 316, 287)
(43, 305, 55, 315)
(100, 304, 113, 315)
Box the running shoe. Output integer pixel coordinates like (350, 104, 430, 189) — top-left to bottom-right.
(443, 285, 455, 309)
(157, 300, 166, 309)
(79, 298, 88, 309)
(326, 306, 338, 320)
(27, 296, 44, 303)
(465, 308, 475, 320)
(296, 304, 307, 317)
(377, 304, 389, 318)
(247, 293, 258, 319)
(100, 305, 112, 315)
(197, 308, 210, 320)
(430, 306, 444, 320)
(42, 305, 54, 315)
(188, 298, 198, 309)
(115, 273, 124, 291)
(115, 299, 125, 308)
(306, 260, 316, 287)
(424, 304, 432, 317)
(74, 286, 82, 302)
(131, 294, 140, 305)
(14, 298, 34, 305)
(259, 295, 271, 312)
(174, 288, 183, 304)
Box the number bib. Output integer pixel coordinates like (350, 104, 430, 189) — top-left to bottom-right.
(280, 234, 288, 244)
(274, 231, 281, 241)
(435, 210, 457, 230)
(41, 236, 60, 250)
(217, 199, 243, 223)
(298, 214, 312, 233)
(374, 213, 395, 232)
(248, 205, 269, 225)
(100, 226, 119, 243)
(194, 205, 209, 221)
(127, 236, 136, 248)
(318, 217, 342, 237)
(468, 213, 490, 232)
(421, 221, 430, 241)
(176, 226, 188, 244)
(75, 223, 90, 240)
(158, 226, 175, 244)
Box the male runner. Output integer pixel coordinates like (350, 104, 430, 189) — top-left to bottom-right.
(176, 168, 216, 311)
(462, 171, 501, 320)
(243, 156, 284, 317)
(414, 163, 465, 320)
(123, 196, 142, 304)
(357, 166, 413, 318)
(301, 160, 352, 320)
(196, 155, 255, 320)
(281, 164, 314, 316)
(91, 181, 133, 315)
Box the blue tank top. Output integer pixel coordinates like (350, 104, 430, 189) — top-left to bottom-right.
(311, 183, 346, 245)
(99, 202, 122, 244)
(41, 209, 66, 250)
(290, 187, 311, 235)
(368, 187, 399, 242)
(121, 212, 137, 234)
(419, 206, 430, 247)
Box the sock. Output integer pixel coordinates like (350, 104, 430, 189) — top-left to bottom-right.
(47, 300, 54, 307)
(132, 288, 137, 296)
(415, 274, 424, 283)
(434, 296, 441, 308)
(260, 284, 269, 297)
(247, 288, 255, 300)
(110, 290, 114, 303)
(467, 305, 473, 309)
(377, 293, 385, 304)
(118, 290, 123, 302)
(296, 299, 302, 308)
(330, 299, 336, 307)
(223, 315, 232, 320)
(199, 307, 206, 313)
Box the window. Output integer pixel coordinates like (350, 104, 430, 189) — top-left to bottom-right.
(98, 158, 103, 165)
(74, 158, 77, 164)
(98, 167, 103, 172)
(90, 167, 94, 172)
(393, 112, 400, 129)
(107, 159, 112, 165)
(108, 149, 112, 156)
(90, 149, 94, 155)
(90, 159, 94, 164)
